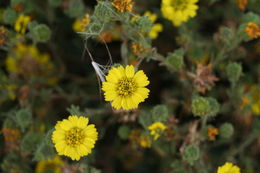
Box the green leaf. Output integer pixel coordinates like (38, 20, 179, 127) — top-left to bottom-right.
(64, 0, 85, 18)
(118, 125, 131, 140)
(14, 108, 32, 132)
(182, 145, 200, 166)
(166, 48, 185, 70)
(21, 132, 43, 152)
(138, 112, 153, 128)
(152, 105, 169, 122)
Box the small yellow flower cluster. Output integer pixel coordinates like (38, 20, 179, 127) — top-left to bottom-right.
(112, 0, 134, 13)
(15, 14, 31, 34)
(161, 0, 199, 26)
(144, 11, 163, 39)
(102, 65, 150, 110)
(128, 129, 152, 148)
(207, 127, 218, 141)
(52, 115, 98, 161)
(73, 13, 90, 32)
(6, 43, 57, 85)
(217, 162, 240, 173)
(236, 0, 248, 11)
(148, 122, 166, 140)
(36, 156, 63, 173)
(131, 42, 148, 57)
(244, 22, 260, 39)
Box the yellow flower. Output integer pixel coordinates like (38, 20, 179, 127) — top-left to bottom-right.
(144, 11, 163, 39)
(161, 0, 199, 26)
(14, 14, 31, 34)
(73, 13, 90, 32)
(5, 43, 57, 85)
(52, 115, 98, 161)
(149, 24, 163, 39)
(139, 136, 152, 148)
(148, 122, 166, 140)
(244, 22, 260, 39)
(102, 65, 150, 110)
(112, 0, 134, 12)
(128, 129, 152, 148)
(35, 156, 63, 173)
(217, 162, 240, 173)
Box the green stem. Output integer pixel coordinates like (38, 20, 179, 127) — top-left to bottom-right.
(200, 116, 208, 134)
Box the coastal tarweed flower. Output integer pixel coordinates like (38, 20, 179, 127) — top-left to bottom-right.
(14, 14, 31, 34)
(217, 162, 240, 173)
(144, 11, 163, 39)
(139, 136, 152, 148)
(73, 13, 90, 32)
(36, 156, 63, 173)
(236, 0, 248, 11)
(128, 129, 151, 148)
(161, 0, 199, 26)
(52, 115, 98, 161)
(207, 127, 218, 141)
(131, 43, 148, 56)
(102, 65, 150, 110)
(148, 122, 166, 140)
(6, 43, 57, 85)
(244, 22, 260, 39)
(0, 26, 7, 47)
(112, 0, 134, 12)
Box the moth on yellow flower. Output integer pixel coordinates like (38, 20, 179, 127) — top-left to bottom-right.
(217, 162, 240, 173)
(161, 0, 199, 26)
(52, 115, 98, 161)
(102, 65, 150, 110)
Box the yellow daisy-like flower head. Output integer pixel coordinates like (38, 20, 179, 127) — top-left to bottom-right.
(102, 65, 150, 110)
(15, 14, 31, 34)
(52, 115, 98, 161)
(161, 0, 199, 26)
(144, 11, 163, 39)
(217, 162, 241, 173)
(148, 122, 166, 140)
(36, 156, 63, 173)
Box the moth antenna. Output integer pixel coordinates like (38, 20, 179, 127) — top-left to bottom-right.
(98, 35, 113, 69)
(84, 39, 94, 62)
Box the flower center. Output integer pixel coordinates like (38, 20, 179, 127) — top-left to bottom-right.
(65, 127, 85, 147)
(116, 77, 137, 97)
(170, 0, 189, 10)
